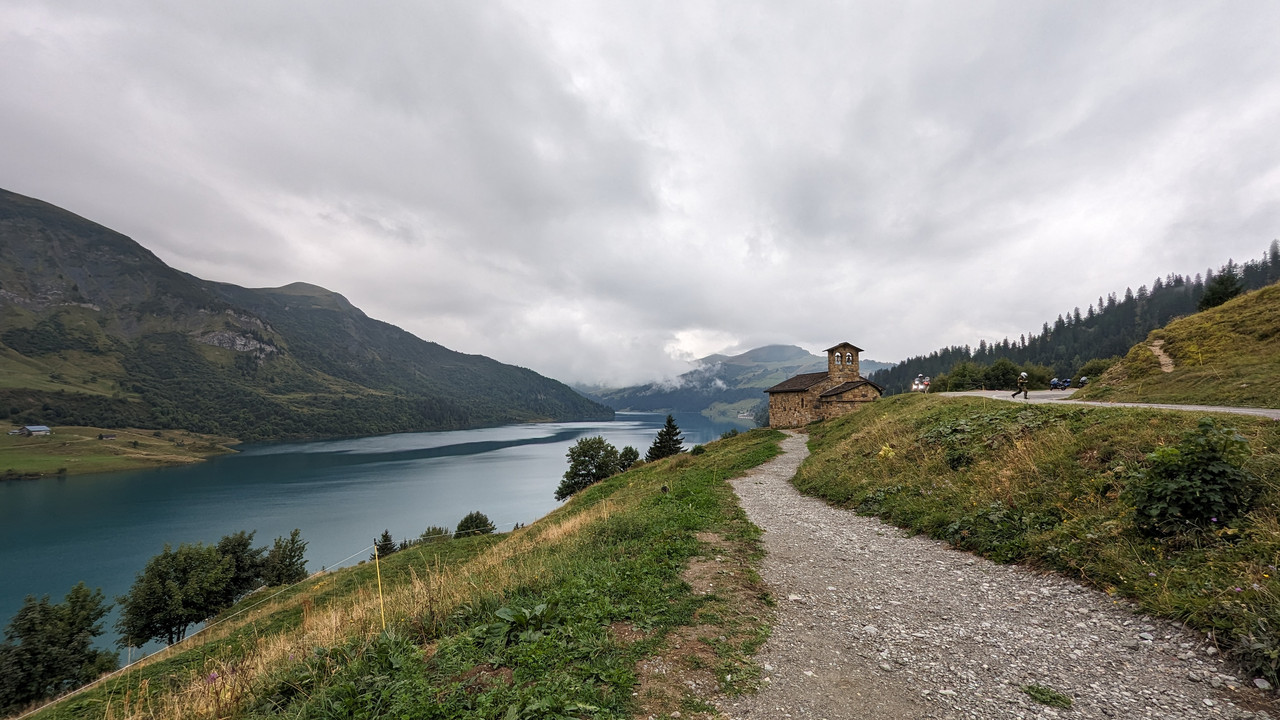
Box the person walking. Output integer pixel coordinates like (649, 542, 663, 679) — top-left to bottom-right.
(1012, 371, 1029, 399)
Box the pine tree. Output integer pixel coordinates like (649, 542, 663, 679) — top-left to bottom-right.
(1198, 260, 1244, 310)
(645, 415, 685, 462)
(372, 530, 397, 560)
(262, 529, 308, 586)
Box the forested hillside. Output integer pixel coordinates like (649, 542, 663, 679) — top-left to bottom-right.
(870, 243, 1280, 394)
(0, 188, 612, 439)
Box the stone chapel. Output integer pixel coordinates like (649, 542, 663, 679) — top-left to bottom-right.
(763, 342, 883, 428)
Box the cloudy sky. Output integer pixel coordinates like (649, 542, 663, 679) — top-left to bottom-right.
(3, 2, 1279, 386)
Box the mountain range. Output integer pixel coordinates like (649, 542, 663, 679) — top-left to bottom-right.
(0, 188, 612, 440)
(579, 345, 891, 421)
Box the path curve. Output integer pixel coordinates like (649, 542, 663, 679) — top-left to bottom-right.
(940, 389, 1280, 421)
(717, 432, 1272, 719)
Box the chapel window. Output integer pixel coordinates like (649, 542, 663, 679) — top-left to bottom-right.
(834, 353, 842, 365)
(845, 352, 853, 365)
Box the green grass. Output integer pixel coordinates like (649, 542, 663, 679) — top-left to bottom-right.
(27, 428, 784, 719)
(791, 393, 1280, 684)
(1021, 683, 1072, 708)
(0, 426, 235, 478)
(1077, 282, 1280, 408)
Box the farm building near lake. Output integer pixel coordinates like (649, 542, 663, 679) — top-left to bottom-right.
(764, 342, 883, 428)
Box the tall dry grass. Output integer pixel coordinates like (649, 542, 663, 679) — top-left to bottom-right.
(94, 501, 616, 720)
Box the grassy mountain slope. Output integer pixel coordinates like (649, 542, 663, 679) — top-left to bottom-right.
(0, 188, 611, 440)
(25, 429, 784, 720)
(1075, 282, 1280, 408)
(586, 344, 891, 419)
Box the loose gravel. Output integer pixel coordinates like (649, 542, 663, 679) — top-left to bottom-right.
(716, 431, 1276, 720)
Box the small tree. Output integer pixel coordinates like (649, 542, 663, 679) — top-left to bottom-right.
(213, 530, 266, 607)
(0, 583, 117, 714)
(372, 529, 397, 560)
(419, 525, 452, 543)
(456, 511, 495, 537)
(556, 436, 620, 500)
(618, 445, 640, 472)
(645, 415, 684, 462)
(116, 543, 233, 647)
(262, 529, 308, 586)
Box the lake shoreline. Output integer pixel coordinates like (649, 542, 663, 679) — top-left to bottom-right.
(0, 425, 239, 478)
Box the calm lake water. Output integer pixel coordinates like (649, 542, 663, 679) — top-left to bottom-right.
(0, 412, 743, 647)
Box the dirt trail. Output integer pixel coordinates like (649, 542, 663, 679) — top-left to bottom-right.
(1149, 340, 1176, 372)
(716, 432, 1274, 719)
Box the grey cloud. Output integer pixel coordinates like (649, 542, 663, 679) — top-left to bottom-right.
(2, 1, 1278, 385)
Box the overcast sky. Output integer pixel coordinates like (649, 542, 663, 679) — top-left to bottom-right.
(3, 2, 1278, 386)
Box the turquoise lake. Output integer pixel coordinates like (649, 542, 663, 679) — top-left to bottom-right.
(0, 412, 742, 648)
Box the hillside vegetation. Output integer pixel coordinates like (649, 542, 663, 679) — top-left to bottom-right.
(0, 188, 611, 442)
(20, 429, 784, 720)
(792, 393, 1280, 684)
(1075, 282, 1280, 408)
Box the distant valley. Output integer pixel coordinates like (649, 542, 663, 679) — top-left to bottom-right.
(0, 188, 612, 441)
(579, 345, 892, 422)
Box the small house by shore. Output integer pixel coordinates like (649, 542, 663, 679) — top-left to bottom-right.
(764, 342, 883, 428)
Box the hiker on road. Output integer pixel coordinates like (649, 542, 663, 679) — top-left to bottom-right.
(1012, 371, 1029, 399)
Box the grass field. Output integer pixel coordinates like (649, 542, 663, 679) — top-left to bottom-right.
(0, 426, 235, 478)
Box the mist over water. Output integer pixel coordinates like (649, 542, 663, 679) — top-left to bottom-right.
(0, 412, 742, 647)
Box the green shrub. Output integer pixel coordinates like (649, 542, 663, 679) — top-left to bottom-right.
(456, 511, 495, 537)
(1126, 418, 1259, 536)
(418, 525, 452, 543)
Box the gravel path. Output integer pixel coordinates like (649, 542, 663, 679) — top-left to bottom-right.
(717, 431, 1275, 720)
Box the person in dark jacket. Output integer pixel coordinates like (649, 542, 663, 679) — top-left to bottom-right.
(1012, 371, 1029, 399)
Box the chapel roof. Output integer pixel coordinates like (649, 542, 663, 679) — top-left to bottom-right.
(763, 372, 829, 394)
(824, 342, 864, 353)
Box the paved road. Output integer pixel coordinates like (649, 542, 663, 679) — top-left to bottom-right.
(939, 389, 1280, 421)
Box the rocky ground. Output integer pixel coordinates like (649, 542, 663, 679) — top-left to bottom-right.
(714, 431, 1277, 720)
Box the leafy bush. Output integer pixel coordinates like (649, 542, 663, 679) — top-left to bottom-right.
(1076, 356, 1119, 379)
(456, 511, 495, 537)
(418, 525, 452, 543)
(618, 445, 640, 472)
(1126, 418, 1259, 536)
(690, 445, 706, 455)
(555, 436, 620, 500)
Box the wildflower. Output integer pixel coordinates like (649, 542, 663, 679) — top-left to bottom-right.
(1234, 587, 1243, 592)
(207, 672, 219, 683)
(1210, 517, 1218, 523)
(1148, 572, 1156, 577)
